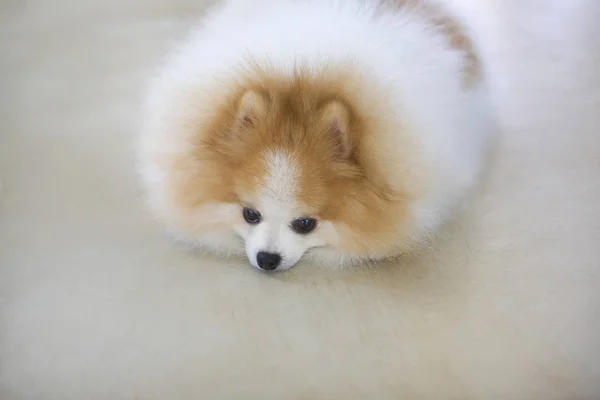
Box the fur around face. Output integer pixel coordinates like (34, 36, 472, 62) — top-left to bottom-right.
(137, 0, 494, 271)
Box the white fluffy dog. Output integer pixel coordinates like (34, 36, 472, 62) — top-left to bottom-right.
(137, 0, 494, 271)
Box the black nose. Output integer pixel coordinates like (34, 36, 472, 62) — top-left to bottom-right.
(256, 252, 281, 271)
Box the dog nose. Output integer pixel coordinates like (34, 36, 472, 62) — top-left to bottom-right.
(256, 252, 281, 271)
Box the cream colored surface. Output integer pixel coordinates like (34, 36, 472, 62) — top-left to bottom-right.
(1, 0, 599, 399)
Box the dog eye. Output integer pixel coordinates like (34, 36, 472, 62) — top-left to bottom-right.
(242, 207, 261, 224)
(291, 217, 318, 234)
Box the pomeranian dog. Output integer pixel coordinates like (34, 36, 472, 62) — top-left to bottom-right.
(137, 0, 494, 271)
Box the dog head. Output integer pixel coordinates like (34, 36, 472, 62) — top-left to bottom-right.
(144, 68, 420, 271)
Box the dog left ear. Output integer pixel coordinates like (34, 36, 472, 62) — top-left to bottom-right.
(321, 100, 352, 159)
(237, 89, 268, 128)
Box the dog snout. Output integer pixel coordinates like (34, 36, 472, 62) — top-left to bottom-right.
(256, 251, 281, 271)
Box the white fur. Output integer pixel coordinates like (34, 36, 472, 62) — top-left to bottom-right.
(138, 0, 494, 270)
(244, 152, 302, 270)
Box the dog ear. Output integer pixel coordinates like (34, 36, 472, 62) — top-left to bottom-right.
(237, 90, 268, 128)
(321, 100, 352, 159)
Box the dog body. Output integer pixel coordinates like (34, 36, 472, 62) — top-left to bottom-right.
(137, 0, 494, 271)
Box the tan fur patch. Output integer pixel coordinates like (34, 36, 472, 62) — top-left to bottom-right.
(166, 64, 422, 256)
(391, 0, 481, 86)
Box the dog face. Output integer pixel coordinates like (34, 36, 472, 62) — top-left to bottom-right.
(204, 88, 363, 271)
(233, 150, 333, 271)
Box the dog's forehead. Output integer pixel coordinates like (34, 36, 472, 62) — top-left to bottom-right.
(250, 150, 308, 221)
(260, 150, 299, 204)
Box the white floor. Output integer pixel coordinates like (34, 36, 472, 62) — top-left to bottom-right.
(1, 1, 599, 399)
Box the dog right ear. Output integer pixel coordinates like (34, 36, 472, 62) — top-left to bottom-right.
(237, 90, 268, 128)
(320, 100, 353, 159)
